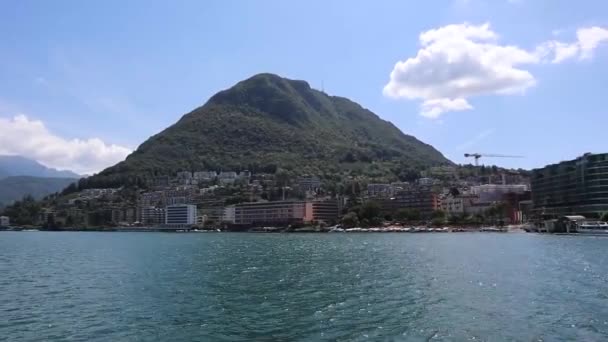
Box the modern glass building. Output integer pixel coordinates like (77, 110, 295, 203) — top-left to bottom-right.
(531, 153, 608, 218)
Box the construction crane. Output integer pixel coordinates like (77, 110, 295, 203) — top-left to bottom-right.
(464, 153, 524, 166)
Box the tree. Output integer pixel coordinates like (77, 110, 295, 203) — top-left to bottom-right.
(359, 201, 382, 222)
(448, 213, 466, 225)
(341, 212, 359, 228)
(601, 212, 608, 222)
(2, 195, 41, 226)
(449, 187, 460, 197)
(395, 208, 411, 222)
(398, 168, 420, 183)
(431, 210, 447, 220)
(408, 209, 421, 221)
(275, 168, 291, 188)
(431, 210, 447, 225)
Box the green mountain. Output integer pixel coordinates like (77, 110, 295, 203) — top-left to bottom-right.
(88, 73, 451, 186)
(0, 176, 78, 207)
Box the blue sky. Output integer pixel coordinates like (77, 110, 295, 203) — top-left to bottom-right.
(0, 0, 607, 174)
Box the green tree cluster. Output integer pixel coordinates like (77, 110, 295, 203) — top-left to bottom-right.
(1, 195, 41, 226)
(341, 201, 384, 227)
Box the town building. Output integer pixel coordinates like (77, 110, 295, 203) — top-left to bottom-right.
(165, 204, 197, 226)
(111, 207, 138, 225)
(304, 200, 341, 224)
(167, 196, 186, 205)
(429, 166, 457, 177)
(153, 176, 170, 187)
(367, 184, 393, 198)
(390, 182, 410, 192)
(440, 194, 479, 216)
(502, 191, 532, 224)
(239, 170, 252, 179)
(471, 184, 529, 203)
(197, 206, 224, 223)
(193, 171, 217, 181)
(531, 153, 608, 218)
(0, 216, 9, 227)
(377, 187, 439, 218)
(418, 178, 436, 186)
(140, 206, 166, 226)
(233, 201, 306, 225)
(222, 206, 236, 223)
(297, 177, 322, 191)
(139, 191, 167, 208)
(176, 171, 193, 179)
(79, 188, 119, 200)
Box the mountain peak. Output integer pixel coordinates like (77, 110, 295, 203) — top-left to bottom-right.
(92, 73, 450, 185)
(244, 73, 311, 89)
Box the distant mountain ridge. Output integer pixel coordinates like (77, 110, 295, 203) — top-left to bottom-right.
(0, 155, 80, 179)
(85, 73, 451, 186)
(0, 156, 79, 207)
(0, 176, 78, 208)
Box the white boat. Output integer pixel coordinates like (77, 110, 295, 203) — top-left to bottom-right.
(576, 221, 608, 235)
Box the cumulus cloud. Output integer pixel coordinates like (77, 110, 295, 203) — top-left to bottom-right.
(384, 23, 608, 118)
(0, 115, 132, 175)
(421, 98, 472, 118)
(540, 26, 608, 63)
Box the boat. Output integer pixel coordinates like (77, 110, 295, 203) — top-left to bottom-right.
(480, 226, 506, 232)
(576, 221, 608, 235)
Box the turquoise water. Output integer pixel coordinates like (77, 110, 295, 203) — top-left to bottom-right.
(1, 232, 608, 341)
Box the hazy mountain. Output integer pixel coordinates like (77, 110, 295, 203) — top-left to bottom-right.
(0, 155, 80, 179)
(0, 176, 78, 207)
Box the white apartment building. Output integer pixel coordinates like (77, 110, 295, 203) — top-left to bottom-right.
(165, 204, 197, 226)
(222, 206, 236, 224)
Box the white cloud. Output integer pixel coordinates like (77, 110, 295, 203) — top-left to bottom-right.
(421, 98, 472, 118)
(577, 26, 608, 59)
(540, 26, 608, 63)
(384, 23, 539, 118)
(0, 115, 132, 175)
(384, 23, 608, 118)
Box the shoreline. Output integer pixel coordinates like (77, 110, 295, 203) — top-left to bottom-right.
(1, 226, 513, 233)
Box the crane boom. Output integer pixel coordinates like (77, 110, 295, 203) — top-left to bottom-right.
(464, 153, 524, 166)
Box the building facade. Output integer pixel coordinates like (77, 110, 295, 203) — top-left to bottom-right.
(165, 204, 197, 226)
(471, 184, 529, 203)
(233, 201, 306, 225)
(531, 153, 608, 218)
(140, 206, 166, 226)
(297, 177, 322, 191)
(367, 184, 393, 198)
(222, 206, 236, 223)
(304, 200, 340, 224)
(377, 187, 439, 218)
(0, 216, 9, 227)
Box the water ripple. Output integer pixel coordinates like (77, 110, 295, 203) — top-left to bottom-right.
(1, 232, 608, 341)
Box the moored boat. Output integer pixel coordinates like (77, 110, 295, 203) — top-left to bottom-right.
(576, 221, 608, 235)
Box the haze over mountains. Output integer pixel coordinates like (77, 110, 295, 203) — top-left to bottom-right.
(87, 73, 450, 187)
(0, 155, 80, 179)
(0, 155, 79, 207)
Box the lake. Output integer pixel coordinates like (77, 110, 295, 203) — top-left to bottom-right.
(1, 232, 608, 341)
